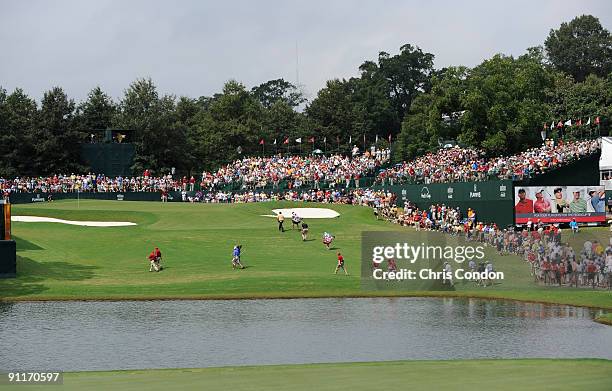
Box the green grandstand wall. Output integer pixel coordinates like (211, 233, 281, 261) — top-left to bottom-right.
(383, 180, 515, 227)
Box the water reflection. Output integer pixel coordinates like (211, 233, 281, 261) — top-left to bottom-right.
(0, 298, 610, 372)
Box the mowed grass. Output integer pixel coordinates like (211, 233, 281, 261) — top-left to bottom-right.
(7, 359, 612, 391)
(1, 200, 611, 310)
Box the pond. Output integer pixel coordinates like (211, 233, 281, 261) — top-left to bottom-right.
(1, 298, 610, 371)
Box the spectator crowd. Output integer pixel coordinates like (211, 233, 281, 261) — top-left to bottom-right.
(377, 139, 600, 184)
(0, 139, 600, 197)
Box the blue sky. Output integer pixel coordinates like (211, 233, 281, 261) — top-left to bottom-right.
(1, 0, 610, 102)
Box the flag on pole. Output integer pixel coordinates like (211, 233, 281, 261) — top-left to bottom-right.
(550, 121, 555, 129)
(283, 137, 289, 144)
(576, 119, 582, 127)
(388, 134, 392, 143)
(308, 137, 315, 143)
(595, 116, 601, 125)
(324, 137, 327, 143)
(296, 138, 302, 143)
(273, 139, 277, 145)
(349, 135, 352, 144)
(375, 134, 379, 143)
(259, 139, 265, 145)
(586, 118, 591, 126)
(556, 121, 563, 129)
(564, 119, 572, 126)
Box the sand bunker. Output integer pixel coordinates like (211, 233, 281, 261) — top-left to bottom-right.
(12, 216, 136, 227)
(261, 208, 340, 219)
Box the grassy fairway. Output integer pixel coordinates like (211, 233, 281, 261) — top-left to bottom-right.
(1, 200, 611, 310)
(7, 360, 612, 391)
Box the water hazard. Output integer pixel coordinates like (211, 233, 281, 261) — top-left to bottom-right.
(0, 298, 610, 371)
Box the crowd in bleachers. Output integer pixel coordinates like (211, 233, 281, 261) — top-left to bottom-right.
(198, 148, 390, 190)
(377, 139, 600, 184)
(0, 138, 601, 196)
(0, 149, 390, 195)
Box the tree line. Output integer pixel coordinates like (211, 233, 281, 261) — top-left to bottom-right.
(0, 14, 611, 177)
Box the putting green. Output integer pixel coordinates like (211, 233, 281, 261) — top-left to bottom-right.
(5, 360, 611, 391)
(1, 200, 611, 311)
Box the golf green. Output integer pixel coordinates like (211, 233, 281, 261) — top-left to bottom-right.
(5, 360, 611, 391)
(1, 200, 611, 311)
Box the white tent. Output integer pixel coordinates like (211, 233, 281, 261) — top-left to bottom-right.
(599, 137, 612, 171)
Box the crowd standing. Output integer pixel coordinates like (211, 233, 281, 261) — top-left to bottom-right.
(373, 200, 612, 289)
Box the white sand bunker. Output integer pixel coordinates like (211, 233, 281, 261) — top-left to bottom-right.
(261, 208, 340, 219)
(12, 216, 136, 227)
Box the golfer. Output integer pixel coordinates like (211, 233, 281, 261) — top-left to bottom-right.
(277, 212, 285, 232)
(147, 248, 162, 272)
(334, 252, 348, 275)
(232, 245, 245, 269)
(291, 212, 302, 229)
(301, 222, 309, 241)
(322, 232, 335, 250)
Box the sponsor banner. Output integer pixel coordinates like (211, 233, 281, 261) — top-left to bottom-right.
(514, 185, 606, 224)
(397, 180, 512, 204)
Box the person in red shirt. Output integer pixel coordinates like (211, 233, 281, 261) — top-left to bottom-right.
(515, 188, 534, 214)
(148, 250, 160, 272)
(334, 252, 348, 275)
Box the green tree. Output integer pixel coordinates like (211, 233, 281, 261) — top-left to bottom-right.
(377, 44, 435, 123)
(76, 86, 117, 132)
(251, 79, 305, 108)
(2, 88, 38, 176)
(545, 15, 612, 82)
(35, 87, 85, 174)
(191, 80, 264, 170)
(115, 78, 188, 175)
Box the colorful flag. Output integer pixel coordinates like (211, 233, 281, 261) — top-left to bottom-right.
(595, 116, 601, 125)
(388, 134, 392, 143)
(283, 138, 289, 144)
(308, 137, 315, 143)
(556, 121, 563, 129)
(259, 139, 265, 145)
(576, 119, 582, 127)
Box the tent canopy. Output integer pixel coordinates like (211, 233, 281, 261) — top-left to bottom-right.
(599, 137, 612, 171)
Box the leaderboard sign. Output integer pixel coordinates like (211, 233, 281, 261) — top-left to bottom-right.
(514, 185, 606, 224)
